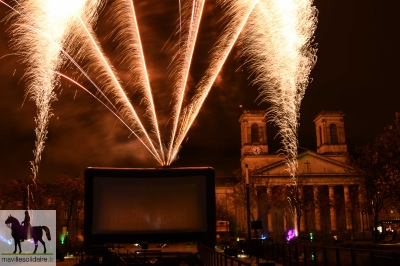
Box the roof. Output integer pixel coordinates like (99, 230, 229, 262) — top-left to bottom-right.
(251, 149, 354, 176)
(214, 176, 238, 187)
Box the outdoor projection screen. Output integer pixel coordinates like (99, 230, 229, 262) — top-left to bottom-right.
(84, 167, 216, 246)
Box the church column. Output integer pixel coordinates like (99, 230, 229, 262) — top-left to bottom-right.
(314, 186, 321, 231)
(329, 186, 337, 231)
(267, 187, 273, 232)
(358, 185, 365, 233)
(283, 211, 287, 232)
(344, 185, 353, 230)
(299, 187, 306, 232)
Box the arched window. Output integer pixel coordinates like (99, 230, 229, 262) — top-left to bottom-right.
(318, 126, 323, 146)
(330, 124, 339, 144)
(251, 124, 260, 143)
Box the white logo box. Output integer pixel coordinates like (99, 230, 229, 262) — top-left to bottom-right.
(0, 210, 56, 266)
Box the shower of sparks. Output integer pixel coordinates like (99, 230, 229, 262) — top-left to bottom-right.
(76, 14, 164, 164)
(98, 0, 165, 163)
(169, 0, 257, 163)
(2, 0, 317, 190)
(54, 71, 163, 161)
(235, 0, 318, 234)
(5, 0, 102, 180)
(167, 0, 205, 165)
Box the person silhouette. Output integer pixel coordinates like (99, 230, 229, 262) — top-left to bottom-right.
(21, 210, 31, 240)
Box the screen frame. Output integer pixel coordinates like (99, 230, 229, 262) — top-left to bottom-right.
(84, 167, 216, 247)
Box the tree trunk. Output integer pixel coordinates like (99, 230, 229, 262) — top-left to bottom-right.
(65, 199, 75, 246)
(374, 211, 379, 243)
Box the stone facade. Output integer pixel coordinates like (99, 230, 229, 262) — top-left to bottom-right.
(217, 110, 369, 241)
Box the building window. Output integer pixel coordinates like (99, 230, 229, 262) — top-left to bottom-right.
(61, 210, 69, 220)
(216, 221, 230, 232)
(251, 124, 260, 143)
(330, 124, 339, 144)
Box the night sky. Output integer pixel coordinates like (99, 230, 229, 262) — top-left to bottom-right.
(0, 0, 399, 184)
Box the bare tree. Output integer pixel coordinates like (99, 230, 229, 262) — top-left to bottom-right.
(284, 178, 321, 235)
(229, 169, 272, 222)
(0, 179, 25, 209)
(348, 113, 400, 242)
(53, 174, 84, 246)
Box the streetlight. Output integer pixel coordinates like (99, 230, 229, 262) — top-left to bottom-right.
(245, 164, 251, 257)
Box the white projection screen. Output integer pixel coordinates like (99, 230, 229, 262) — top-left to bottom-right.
(84, 167, 216, 246)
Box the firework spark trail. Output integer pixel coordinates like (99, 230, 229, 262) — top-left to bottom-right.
(18, 22, 130, 120)
(169, 0, 257, 161)
(179, 0, 182, 50)
(0, 0, 20, 15)
(7, 0, 95, 180)
(237, 0, 318, 234)
(54, 71, 162, 161)
(167, 0, 205, 165)
(76, 15, 164, 164)
(107, 0, 165, 163)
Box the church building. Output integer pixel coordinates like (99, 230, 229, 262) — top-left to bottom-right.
(216, 110, 369, 241)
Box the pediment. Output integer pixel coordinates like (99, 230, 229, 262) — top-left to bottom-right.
(252, 150, 352, 176)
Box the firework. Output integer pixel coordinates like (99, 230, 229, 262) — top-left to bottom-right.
(167, 0, 205, 165)
(5, 0, 101, 179)
(105, 0, 166, 163)
(236, 0, 318, 234)
(169, 0, 257, 162)
(2, 0, 317, 192)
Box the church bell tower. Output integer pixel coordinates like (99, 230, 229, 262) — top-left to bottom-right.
(314, 111, 347, 155)
(239, 110, 268, 171)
